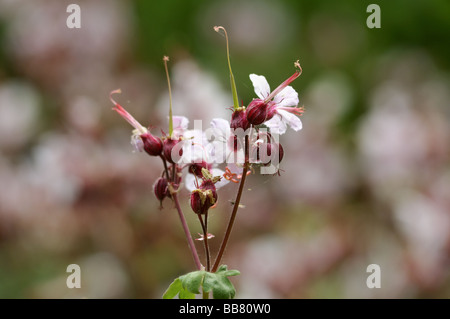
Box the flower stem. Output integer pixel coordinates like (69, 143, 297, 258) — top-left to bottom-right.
(160, 155, 170, 181)
(198, 213, 211, 272)
(212, 135, 249, 272)
(172, 191, 202, 270)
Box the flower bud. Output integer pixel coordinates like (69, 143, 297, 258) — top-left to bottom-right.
(265, 103, 278, 122)
(230, 108, 250, 131)
(163, 138, 183, 164)
(190, 180, 218, 215)
(189, 161, 212, 178)
(153, 177, 168, 207)
(140, 133, 163, 156)
(246, 99, 270, 125)
(257, 142, 284, 165)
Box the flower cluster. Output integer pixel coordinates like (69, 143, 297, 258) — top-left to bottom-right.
(109, 26, 304, 298)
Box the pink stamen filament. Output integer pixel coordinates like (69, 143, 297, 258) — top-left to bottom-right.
(264, 60, 302, 104)
(278, 106, 304, 116)
(110, 89, 147, 135)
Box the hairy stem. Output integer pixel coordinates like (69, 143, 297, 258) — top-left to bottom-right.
(172, 191, 202, 270)
(212, 135, 249, 272)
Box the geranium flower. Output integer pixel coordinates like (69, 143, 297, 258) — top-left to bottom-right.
(247, 61, 304, 135)
(110, 89, 163, 156)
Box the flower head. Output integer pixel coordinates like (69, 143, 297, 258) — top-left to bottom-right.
(153, 177, 169, 208)
(230, 107, 250, 131)
(190, 168, 221, 215)
(110, 89, 163, 156)
(248, 61, 304, 134)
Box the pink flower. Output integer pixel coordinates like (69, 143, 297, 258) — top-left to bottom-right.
(110, 89, 163, 156)
(248, 61, 304, 135)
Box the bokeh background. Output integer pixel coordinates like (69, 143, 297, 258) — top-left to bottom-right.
(0, 0, 449, 298)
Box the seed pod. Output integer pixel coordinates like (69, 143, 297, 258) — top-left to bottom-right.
(257, 142, 284, 165)
(163, 138, 183, 164)
(189, 161, 212, 178)
(153, 177, 168, 208)
(190, 180, 218, 215)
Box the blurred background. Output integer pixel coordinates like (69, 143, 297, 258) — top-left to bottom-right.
(0, 0, 449, 298)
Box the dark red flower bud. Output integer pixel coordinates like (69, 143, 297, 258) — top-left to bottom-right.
(265, 103, 278, 122)
(153, 177, 168, 207)
(246, 99, 270, 125)
(257, 142, 284, 165)
(163, 138, 183, 164)
(190, 180, 218, 215)
(189, 161, 212, 177)
(230, 108, 250, 131)
(140, 133, 163, 156)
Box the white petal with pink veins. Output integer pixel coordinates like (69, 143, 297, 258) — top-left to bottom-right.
(273, 86, 299, 108)
(264, 114, 287, 135)
(279, 109, 303, 131)
(185, 173, 198, 192)
(250, 74, 271, 100)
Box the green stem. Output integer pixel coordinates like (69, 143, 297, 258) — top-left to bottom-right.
(163, 56, 174, 137)
(214, 26, 239, 111)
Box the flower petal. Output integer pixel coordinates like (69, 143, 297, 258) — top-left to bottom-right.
(249, 74, 271, 100)
(172, 116, 189, 138)
(185, 173, 198, 192)
(210, 118, 230, 143)
(209, 140, 227, 164)
(273, 86, 298, 108)
(210, 168, 229, 189)
(264, 114, 287, 135)
(173, 116, 189, 130)
(278, 109, 303, 131)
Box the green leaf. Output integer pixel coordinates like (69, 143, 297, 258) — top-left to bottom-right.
(211, 274, 236, 299)
(201, 272, 216, 293)
(179, 289, 196, 299)
(181, 271, 205, 295)
(162, 265, 240, 299)
(162, 278, 182, 299)
(216, 265, 240, 277)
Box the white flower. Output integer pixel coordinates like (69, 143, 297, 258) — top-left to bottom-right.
(171, 115, 189, 138)
(249, 61, 304, 135)
(180, 121, 230, 192)
(209, 118, 245, 165)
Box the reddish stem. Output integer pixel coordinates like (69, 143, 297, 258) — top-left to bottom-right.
(212, 135, 249, 272)
(172, 191, 202, 270)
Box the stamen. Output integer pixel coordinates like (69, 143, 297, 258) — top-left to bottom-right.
(223, 167, 251, 183)
(109, 89, 147, 135)
(279, 105, 305, 116)
(264, 60, 303, 103)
